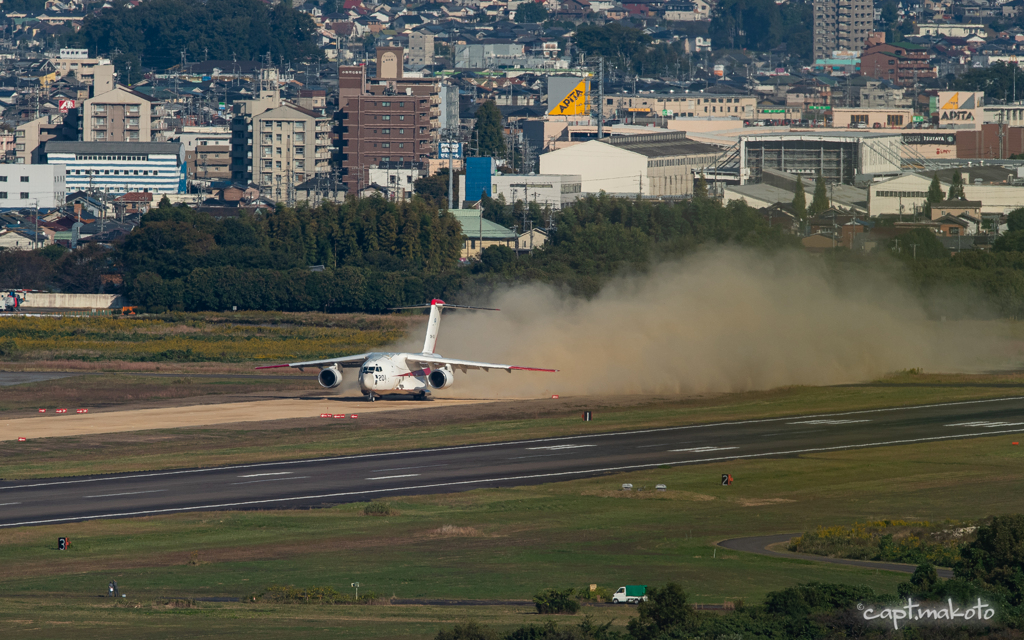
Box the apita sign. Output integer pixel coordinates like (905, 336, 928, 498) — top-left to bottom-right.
(937, 91, 983, 125)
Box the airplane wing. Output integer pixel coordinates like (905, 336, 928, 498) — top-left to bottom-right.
(255, 353, 372, 371)
(406, 354, 557, 373)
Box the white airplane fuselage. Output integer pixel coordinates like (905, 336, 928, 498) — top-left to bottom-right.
(324, 352, 454, 398)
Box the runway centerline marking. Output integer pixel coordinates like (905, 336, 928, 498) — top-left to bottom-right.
(526, 444, 596, 450)
(85, 490, 167, 499)
(369, 464, 448, 473)
(0, 502, 21, 507)
(787, 419, 871, 425)
(669, 446, 739, 453)
(238, 472, 293, 478)
(232, 476, 310, 485)
(366, 474, 420, 480)
(11, 428, 1024, 529)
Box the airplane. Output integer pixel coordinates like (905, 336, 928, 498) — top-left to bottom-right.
(255, 299, 556, 401)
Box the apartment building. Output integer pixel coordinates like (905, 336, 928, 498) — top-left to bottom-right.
(813, 0, 875, 60)
(602, 94, 756, 120)
(0, 164, 66, 210)
(229, 69, 333, 201)
(335, 48, 440, 196)
(174, 126, 231, 184)
(81, 86, 155, 143)
(408, 32, 435, 66)
(49, 49, 114, 87)
(15, 114, 77, 165)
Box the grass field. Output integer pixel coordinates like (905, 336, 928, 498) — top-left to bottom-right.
(0, 373, 314, 414)
(0, 312, 414, 366)
(1, 432, 1022, 638)
(4, 370, 1024, 480)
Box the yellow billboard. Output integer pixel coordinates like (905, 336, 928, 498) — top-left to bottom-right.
(548, 79, 587, 116)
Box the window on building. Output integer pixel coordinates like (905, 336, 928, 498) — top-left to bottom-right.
(0, 192, 6, 198)
(851, 114, 869, 124)
(295, 122, 304, 131)
(382, 143, 390, 148)
(15, 144, 23, 151)
(887, 115, 904, 126)
(399, 115, 405, 120)
(382, 101, 390, 106)
(295, 146, 304, 155)
(295, 132, 305, 143)
(399, 129, 404, 134)
(20, 192, 28, 199)
(382, 115, 391, 120)
(19, 176, 28, 182)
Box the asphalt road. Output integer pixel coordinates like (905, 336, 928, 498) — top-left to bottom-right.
(3, 395, 1024, 529)
(718, 534, 955, 578)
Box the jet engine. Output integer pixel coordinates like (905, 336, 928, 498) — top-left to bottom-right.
(318, 366, 342, 389)
(427, 368, 454, 390)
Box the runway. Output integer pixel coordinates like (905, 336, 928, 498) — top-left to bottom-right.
(3, 395, 1024, 529)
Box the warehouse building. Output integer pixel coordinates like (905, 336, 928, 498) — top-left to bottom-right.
(538, 131, 721, 197)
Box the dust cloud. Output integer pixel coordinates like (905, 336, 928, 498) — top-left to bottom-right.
(406, 247, 1014, 398)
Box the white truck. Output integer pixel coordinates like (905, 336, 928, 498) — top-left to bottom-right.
(612, 585, 648, 604)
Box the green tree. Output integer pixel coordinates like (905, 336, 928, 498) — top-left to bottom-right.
(1007, 207, 1024, 232)
(693, 174, 709, 199)
(924, 173, 946, 218)
(67, 0, 322, 71)
(627, 583, 699, 640)
(955, 515, 1024, 605)
(948, 170, 966, 200)
(896, 228, 948, 260)
(809, 173, 829, 215)
(473, 101, 505, 159)
(514, 1, 548, 23)
(413, 172, 450, 208)
(792, 176, 807, 219)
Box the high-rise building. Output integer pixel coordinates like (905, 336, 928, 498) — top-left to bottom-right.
(229, 68, 334, 202)
(814, 0, 875, 59)
(335, 47, 440, 196)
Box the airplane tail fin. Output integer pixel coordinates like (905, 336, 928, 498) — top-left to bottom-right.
(389, 299, 498, 354)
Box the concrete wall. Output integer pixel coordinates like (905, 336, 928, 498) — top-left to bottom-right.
(23, 293, 125, 309)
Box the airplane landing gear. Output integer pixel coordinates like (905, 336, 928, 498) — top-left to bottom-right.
(366, 394, 377, 402)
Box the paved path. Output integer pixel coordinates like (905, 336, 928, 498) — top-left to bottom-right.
(718, 533, 954, 578)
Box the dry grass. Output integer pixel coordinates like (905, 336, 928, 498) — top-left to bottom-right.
(431, 525, 481, 537)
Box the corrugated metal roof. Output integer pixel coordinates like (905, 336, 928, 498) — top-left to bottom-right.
(600, 132, 722, 158)
(449, 209, 517, 239)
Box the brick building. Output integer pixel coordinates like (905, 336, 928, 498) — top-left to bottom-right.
(860, 42, 937, 87)
(335, 47, 439, 195)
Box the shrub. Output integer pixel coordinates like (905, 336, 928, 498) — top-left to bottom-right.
(363, 502, 394, 516)
(533, 588, 581, 614)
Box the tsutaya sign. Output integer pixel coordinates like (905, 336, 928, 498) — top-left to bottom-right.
(937, 91, 983, 126)
(859, 598, 996, 630)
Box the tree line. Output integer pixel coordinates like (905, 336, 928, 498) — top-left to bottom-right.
(9, 192, 1024, 317)
(66, 0, 322, 74)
